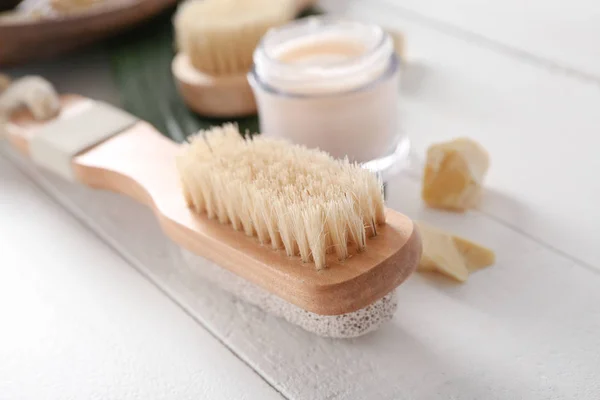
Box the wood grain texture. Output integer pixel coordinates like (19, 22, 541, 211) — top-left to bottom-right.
(356, 0, 600, 82)
(5, 96, 421, 316)
(0, 0, 177, 66)
(0, 155, 284, 400)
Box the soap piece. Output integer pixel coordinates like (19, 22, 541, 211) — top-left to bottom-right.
(418, 222, 469, 282)
(453, 236, 496, 272)
(0, 75, 60, 121)
(416, 222, 495, 282)
(422, 138, 490, 211)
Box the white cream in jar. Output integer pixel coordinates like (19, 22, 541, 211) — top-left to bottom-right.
(248, 17, 408, 176)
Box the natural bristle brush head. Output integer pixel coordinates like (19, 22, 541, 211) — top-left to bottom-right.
(173, 123, 421, 336)
(177, 124, 386, 271)
(6, 95, 420, 337)
(171, 0, 295, 117)
(174, 0, 295, 76)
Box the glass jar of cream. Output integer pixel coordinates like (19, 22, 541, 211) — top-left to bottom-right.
(249, 17, 408, 178)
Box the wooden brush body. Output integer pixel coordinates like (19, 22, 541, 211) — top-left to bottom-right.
(5, 95, 421, 317)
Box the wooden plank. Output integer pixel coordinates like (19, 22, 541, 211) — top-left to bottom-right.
(322, 0, 600, 270)
(327, 0, 600, 82)
(5, 148, 599, 399)
(0, 156, 283, 400)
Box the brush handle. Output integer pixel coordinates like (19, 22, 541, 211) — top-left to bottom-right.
(74, 119, 181, 211)
(7, 96, 178, 206)
(5, 95, 421, 316)
(7, 96, 197, 255)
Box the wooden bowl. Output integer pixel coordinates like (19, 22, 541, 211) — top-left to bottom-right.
(0, 0, 177, 66)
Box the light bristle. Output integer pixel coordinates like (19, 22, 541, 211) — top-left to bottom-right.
(176, 124, 386, 270)
(256, 190, 282, 249)
(173, 0, 295, 76)
(305, 204, 327, 270)
(239, 185, 256, 237)
(290, 204, 311, 263)
(273, 199, 297, 256)
(326, 200, 349, 261)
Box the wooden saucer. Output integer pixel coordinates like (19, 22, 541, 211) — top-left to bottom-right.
(172, 52, 257, 118)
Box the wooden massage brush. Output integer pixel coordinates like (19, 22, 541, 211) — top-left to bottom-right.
(3, 95, 421, 338)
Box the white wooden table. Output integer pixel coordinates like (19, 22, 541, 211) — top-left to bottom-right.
(2, 1, 600, 398)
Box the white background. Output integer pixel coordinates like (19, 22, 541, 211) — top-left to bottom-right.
(2, 0, 600, 398)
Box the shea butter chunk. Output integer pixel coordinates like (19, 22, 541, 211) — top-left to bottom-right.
(422, 138, 489, 211)
(453, 235, 496, 272)
(416, 222, 495, 282)
(386, 29, 405, 60)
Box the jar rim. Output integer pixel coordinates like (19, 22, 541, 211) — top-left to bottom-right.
(248, 54, 399, 99)
(252, 16, 395, 95)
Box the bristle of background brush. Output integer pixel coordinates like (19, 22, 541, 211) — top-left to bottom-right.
(174, 0, 296, 76)
(177, 124, 386, 270)
(50, 0, 105, 13)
